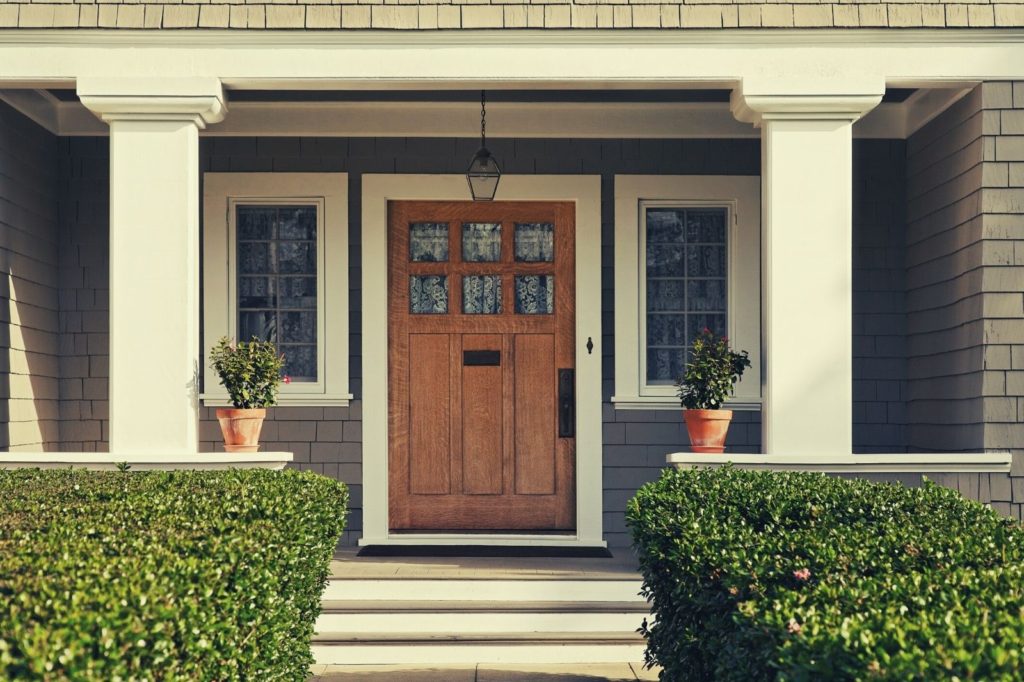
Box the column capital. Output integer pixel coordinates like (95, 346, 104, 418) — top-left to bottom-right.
(77, 77, 226, 128)
(730, 76, 885, 126)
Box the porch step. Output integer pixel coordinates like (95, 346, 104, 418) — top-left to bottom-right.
(311, 633, 647, 666)
(322, 578, 644, 602)
(315, 550, 649, 665)
(317, 601, 646, 635)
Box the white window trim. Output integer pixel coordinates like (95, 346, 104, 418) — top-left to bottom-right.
(613, 175, 761, 411)
(201, 173, 352, 407)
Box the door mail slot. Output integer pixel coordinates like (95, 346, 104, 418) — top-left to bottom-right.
(464, 350, 500, 366)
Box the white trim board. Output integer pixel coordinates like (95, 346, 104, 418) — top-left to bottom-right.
(0, 452, 294, 471)
(1, 31, 1022, 91)
(667, 452, 1012, 473)
(360, 174, 603, 548)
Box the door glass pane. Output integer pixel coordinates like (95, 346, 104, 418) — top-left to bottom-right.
(644, 206, 728, 385)
(514, 275, 554, 314)
(236, 204, 318, 382)
(462, 223, 502, 262)
(410, 222, 449, 262)
(463, 275, 502, 314)
(410, 275, 448, 314)
(514, 223, 554, 262)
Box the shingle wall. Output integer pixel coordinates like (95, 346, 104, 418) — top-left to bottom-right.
(904, 81, 1024, 513)
(905, 82, 1024, 461)
(854, 140, 909, 453)
(0, 100, 60, 451)
(53, 135, 907, 545)
(906, 87, 986, 452)
(2, 2, 1024, 30)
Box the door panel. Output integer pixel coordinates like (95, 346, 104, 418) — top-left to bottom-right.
(408, 334, 451, 495)
(514, 334, 556, 495)
(388, 200, 576, 532)
(461, 334, 504, 495)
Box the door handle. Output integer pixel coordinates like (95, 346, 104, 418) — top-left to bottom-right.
(558, 369, 575, 438)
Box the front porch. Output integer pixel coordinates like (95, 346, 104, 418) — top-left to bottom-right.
(1, 30, 1022, 549)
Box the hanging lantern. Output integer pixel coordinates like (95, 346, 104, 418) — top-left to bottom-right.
(466, 90, 501, 201)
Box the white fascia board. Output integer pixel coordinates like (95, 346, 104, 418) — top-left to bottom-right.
(1, 31, 1024, 88)
(667, 452, 1012, 473)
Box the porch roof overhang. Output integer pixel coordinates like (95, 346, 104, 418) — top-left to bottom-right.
(1, 28, 1023, 94)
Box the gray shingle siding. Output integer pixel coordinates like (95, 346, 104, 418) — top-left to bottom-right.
(906, 82, 1024, 463)
(0, 100, 61, 451)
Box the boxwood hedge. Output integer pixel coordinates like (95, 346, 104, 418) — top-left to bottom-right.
(627, 466, 1024, 681)
(0, 468, 347, 680)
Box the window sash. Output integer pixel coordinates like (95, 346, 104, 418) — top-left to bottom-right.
(640, 202, 730, 392)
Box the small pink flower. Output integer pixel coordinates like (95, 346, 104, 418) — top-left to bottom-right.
(793, 568, 811, 581)
(282, 375, 292, 384)
(787, 618, 802, 635)
(702, 327, 711, 335)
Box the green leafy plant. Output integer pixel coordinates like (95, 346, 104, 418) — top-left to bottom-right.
(627, 466, 1024, 681)
(0, 468, 348, 680)
(209, 336, 287, 408)
(676, 328, 751, 409)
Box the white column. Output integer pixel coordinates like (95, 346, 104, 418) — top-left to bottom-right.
(79, 78, 225, 455)
(732, 79, 882, 456)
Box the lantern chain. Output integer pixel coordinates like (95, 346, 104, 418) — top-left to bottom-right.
(480, 90, 487, 148)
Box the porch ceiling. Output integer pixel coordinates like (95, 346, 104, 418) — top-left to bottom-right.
(0, 86, 963, 140)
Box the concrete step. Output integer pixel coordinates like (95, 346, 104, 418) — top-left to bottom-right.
(316, 608, 646, 636)
(323, 578, 645, 603)
(320, 600, 651, 612)
(311, 633, 647, 666)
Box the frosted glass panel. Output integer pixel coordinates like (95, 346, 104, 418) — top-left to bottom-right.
(514, 223, 554, 262)
(647, 348, 686, 386)
(463, 275, 502, 314)
(410, 275, 448, 314)
(410, 223, 449, 262)
(515, 275, 554, 314)
(462, 223, 502, 262)
(236, 204, 318, 381)
(644, 206, 728, 384)
(686, 280, 726, 312)
(279, 344, 316, 381)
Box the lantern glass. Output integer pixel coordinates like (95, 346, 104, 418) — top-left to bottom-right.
(467, 147, 501, 202)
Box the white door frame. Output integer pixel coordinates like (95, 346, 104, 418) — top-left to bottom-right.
(360, 174, 604, 547)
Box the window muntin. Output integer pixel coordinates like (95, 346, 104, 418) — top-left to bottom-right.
(643, 206, 728, 386)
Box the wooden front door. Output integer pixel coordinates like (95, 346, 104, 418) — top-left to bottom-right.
(388, 201, 576, 532)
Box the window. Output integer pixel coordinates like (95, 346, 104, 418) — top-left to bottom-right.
(202, 173, 351, 406)
(613, 176, 761, 409)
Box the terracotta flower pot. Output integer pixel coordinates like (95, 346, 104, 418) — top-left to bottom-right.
(683, 409, 734, 454)
(215, 408, 267, 453)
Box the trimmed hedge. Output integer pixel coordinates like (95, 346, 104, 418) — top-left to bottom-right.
(627, 466, 1024, 681)
(0, 468, 347, 680)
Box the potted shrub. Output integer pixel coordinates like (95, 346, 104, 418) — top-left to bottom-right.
(208, 336, 288, 452)
(676, 328, 751, 453)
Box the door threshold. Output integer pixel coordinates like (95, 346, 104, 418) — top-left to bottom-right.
(358, 534, 609, 552)
(357, 544, 613, 558)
